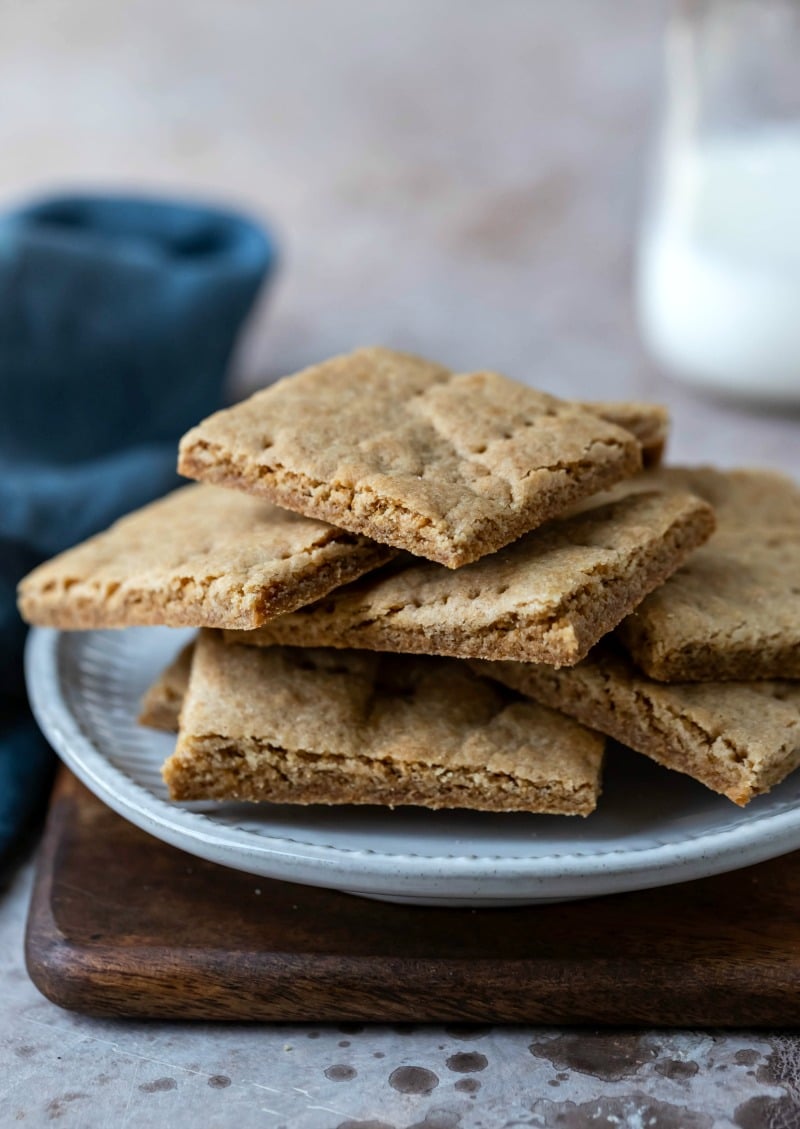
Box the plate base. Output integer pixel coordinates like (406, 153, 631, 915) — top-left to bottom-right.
(353, 891, 578, 907)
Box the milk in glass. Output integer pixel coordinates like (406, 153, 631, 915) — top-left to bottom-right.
(637, 1, 800, 403)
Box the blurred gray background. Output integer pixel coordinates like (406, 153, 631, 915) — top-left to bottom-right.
(0, 1, 658, 393)
(4, 0, 797, 472)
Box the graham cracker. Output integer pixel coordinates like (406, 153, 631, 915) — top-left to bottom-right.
(178, 347, 642, 568)
(616, 468, 800, 681)
(138, 642, 194, 731)
(162, 632, 605, 815)
(18, 484, 394, 631)
(472, 645, 800, 806)
(224, 485, 715, 667)
(583, 401, 669, 467)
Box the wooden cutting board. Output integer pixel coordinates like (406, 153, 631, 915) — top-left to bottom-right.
(25, 769, 800, 1025)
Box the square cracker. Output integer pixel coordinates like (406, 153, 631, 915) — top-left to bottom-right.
(138, 642, 194, 731)
(615, 468, 800, 681)
(582, 401, 669, 467)
(224, 485, 714, 667)
(472, 645, 800, 806)
(18, 484, 394, 631)
(178, 347, 642, 568)
(162, 632, 605, 815)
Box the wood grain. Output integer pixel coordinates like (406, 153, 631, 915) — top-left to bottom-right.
(25, 769, 800, 1024)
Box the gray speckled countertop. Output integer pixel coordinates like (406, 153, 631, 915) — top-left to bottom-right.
(2, 2, 800, 1125)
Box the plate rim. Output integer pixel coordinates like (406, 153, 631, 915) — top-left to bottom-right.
(25, 625, 800, 902)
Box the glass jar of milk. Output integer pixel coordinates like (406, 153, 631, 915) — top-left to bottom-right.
(637, 0, 800, 403)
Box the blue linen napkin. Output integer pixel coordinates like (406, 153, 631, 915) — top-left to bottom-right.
(0, 193, 276, 863)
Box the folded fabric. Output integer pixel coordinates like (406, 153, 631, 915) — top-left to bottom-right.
(0, 192, 276, 864)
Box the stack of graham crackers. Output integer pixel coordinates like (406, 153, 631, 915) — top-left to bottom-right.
(18, 348, 800, 816)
